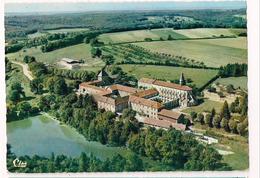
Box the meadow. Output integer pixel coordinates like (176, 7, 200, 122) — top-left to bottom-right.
(182, 99, 223, 114)
(136, 37, 247, 67)
(215, 76, 247, 90)
(192, 123, 249, 170)
(6, 43, 105, 68)
(27, 28, 89, 38)
(120, 64, 218, 88)
(98, 28, 245, 44)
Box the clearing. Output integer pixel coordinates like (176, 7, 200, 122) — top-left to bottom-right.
(215, 76, 247, 90)
(182, 99, 223, 114)
(120, 64, 218, 88)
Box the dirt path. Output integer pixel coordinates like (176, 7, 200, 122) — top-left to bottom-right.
(11, 61, 34, 81)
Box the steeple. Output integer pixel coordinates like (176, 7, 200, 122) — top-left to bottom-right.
(98, 67, 109, 81)
(179, 72, 186, 85)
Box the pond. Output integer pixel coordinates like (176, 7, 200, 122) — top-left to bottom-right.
(7, 115, 125, 159)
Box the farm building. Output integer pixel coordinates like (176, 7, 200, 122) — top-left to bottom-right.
(58, 58, 81, 69)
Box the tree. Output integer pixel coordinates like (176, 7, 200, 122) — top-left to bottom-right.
(220, 118, 229, 131)
(91, 47, 102, 58)
(17, 101, 32, 117)
(11, 82, 25, 97)
(204, 113, 212, 127)
(167, 34, 173, 40)
(190, 111, 197, 121)
(212, 115, 221, 128)
(124, 152, 143, 171)
(220, 101, 231, 120)
(30, 78, 43, 94)
(197, 113, 204, 125)
(23, 55, 36, 63)
(228, 120, 237, 133)
(53, 78, 68, 95)
(9, 90, 20, 103)
(79, 152, 89, 172)
(237, 122, 246, 136)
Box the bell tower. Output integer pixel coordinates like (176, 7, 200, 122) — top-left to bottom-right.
(179, 72, 186, 85)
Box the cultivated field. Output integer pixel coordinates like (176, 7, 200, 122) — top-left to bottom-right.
(120, 64, 218, 88)
(173, 28, 242, 38)
(99, 28, 187, 44)
(98, 28, 245, 44)
(215, 76, 247, 90)
(6, 43, 105, 69)
(136, 37, 247, 67)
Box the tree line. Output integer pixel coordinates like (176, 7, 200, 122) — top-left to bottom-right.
(7, 144, 144, 172)
(218, 63, 247, 78)
(41, 31, 101, 52)
(190, 93, 248, 136)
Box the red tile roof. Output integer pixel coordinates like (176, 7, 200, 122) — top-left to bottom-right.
(139, 78, 192, 91)
(109, 84, 140, 94)
(133, 88, 159, 98)
(129, 95, 162, 109)
(158, 109, 183, 120)
(143, 117, 186, 130)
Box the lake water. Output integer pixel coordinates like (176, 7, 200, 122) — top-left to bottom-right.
(7, 115, 124, 159)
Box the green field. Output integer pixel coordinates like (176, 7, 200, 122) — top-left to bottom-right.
(6, 64, 34, 101)
(120, 64, 218, 88)
(98, 28, 245, 44)
(174, 28, 243, 38)
(193, 123, 249, 170)
(6, 43, 105, 69)
(182, 99, 223, 114)
(135, 37, 247, 67)
(28, 28, 89, 38)
(99, 28, 188, 44)
(215, 76, 247, 90)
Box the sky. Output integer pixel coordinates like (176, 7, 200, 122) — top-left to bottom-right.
(5, 1, 247, 14)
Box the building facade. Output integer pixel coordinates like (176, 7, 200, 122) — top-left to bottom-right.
(77, 75, 194, 130)
(138, 76, 196, 107)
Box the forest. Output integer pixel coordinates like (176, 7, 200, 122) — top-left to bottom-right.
(5, 9, 246, 40)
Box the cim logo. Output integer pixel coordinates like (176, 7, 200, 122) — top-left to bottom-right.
(13, 158, 27, 168)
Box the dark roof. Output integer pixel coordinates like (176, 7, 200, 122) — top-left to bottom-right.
(98, 69, 109, 77)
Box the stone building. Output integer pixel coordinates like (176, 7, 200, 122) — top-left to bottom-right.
(138, 75, 196, 107)
(77, 75, 193, 130)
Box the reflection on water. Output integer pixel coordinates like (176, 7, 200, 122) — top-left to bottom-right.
(7, 115, 124, 159)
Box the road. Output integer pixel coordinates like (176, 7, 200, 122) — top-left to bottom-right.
(11, 61, 34, 81)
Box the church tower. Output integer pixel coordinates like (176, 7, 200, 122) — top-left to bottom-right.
(179, 72, 186, 85)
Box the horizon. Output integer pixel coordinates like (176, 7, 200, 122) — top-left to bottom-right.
(5, 1, 246, 15)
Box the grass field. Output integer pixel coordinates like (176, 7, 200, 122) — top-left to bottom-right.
(6, 43, 105, 69)
(120, 64, 218, 88)
(174, 28, 243, 38)
(6, 64, 33, 97)
(193, 123, 249, 170)
(182, 99, 223, 114)
(215, 77, 248, 90)
(136, 37, 247, 67)
(98, 28, 245, 44)
(45, 28, 89, 34)
(99, 28, 188, 44)
(28, 28, 89, 38)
